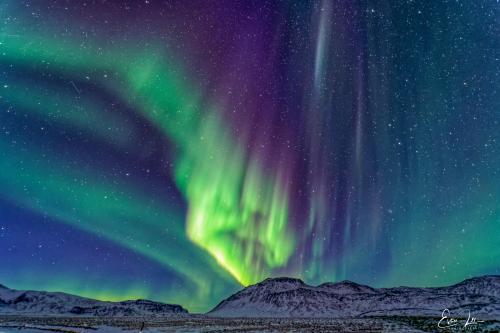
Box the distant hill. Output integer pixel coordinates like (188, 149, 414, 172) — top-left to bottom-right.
(2, 276, 499, 319)
(0, 284, 188, 316)
(208, 276, 500, 319)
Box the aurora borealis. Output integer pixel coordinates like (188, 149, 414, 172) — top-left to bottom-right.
(0, 0, 499, 312)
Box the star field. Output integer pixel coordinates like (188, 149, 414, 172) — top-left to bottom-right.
(0, 0, 499, 312)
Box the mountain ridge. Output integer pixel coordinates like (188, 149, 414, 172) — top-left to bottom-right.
(1, 275, 499, 318)
(208, 275, 500, 318)
(0, 284, 188, 316)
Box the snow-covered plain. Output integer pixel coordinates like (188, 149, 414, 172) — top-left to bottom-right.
(0, 315, 469, 332)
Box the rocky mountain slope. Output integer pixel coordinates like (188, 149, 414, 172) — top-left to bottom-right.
(208, 276, 500, 319)
(0, 284, 187, 316)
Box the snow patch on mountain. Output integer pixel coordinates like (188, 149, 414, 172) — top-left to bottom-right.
(0, 285, 188, 316)
(208, 275, 500, 319)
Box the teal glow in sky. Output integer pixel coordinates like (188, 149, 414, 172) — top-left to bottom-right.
(0, 0, 499, 312)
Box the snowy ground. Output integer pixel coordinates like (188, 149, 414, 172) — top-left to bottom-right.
(0, 315, 498, 333)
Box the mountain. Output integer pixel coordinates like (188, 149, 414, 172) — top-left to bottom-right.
(208, 275, 500, 319)
(2, 276, 499, 319)
(0, 284, 188, 316)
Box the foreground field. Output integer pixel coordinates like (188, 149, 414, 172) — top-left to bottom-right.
(0, 315, 499, 333)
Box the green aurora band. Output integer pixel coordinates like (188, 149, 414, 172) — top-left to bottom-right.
(0, 30, 295, 290)
(1, 0, 499, 312)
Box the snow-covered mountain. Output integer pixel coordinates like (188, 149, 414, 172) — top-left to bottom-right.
(208, 276, 500, 319)
(0, 284, 187, 316)
(2, 276, 499, 319)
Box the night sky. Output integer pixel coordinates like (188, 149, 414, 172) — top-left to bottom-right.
(0, 0, 499, 312)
